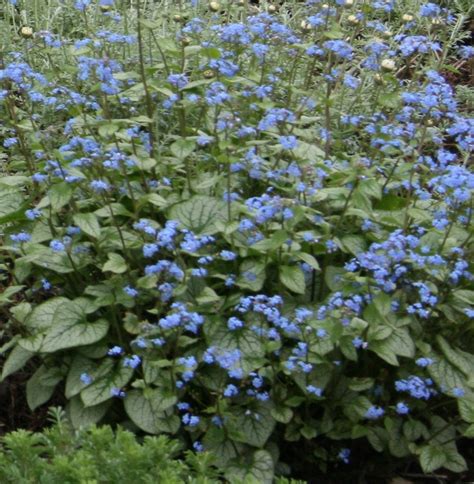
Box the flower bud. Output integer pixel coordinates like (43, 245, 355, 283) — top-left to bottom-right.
(209, 1, 220, 11)
(430, 18, 445, 30)
(402, 14, 414, 22)
(342, 0, 354, 8)
(20, 26, 33, 38)
(374, 73, 384, 85)
(268, 5, 277, 13)
(203, 69, 215, 79)
(300, 20, 312, 31)
(347, 14, 359, 25)
(381, 58, 396, 72)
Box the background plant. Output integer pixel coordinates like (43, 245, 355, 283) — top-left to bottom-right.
(0, 0, 473, 481)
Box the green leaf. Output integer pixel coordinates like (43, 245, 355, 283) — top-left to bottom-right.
(419, 445, 447, 473)
(0, 175, 28, 187)
(207, 322, 265, 366)
(428, 358, 466, 394)
(39, 302, 109, 353)
(464, 424, 474, 438)
(367, 427, 389, 452)
(65, 355, 96, 399)
(73, 213, 101, 238)
(437, 336, 474, 376)
(232, 404, 275, 448)
(143, 193, 167, 208)
(372, 293, 393, 316)
(24, 297, 70, 331)
(403, 420, 427, 441)
(81, 360, 133, 407)
(0, 285, 24, 304)
(294, 252, 320, 270)
(226, 450, 274, 484)
(170, 138, 196, 159)
(69, 396, 110, 429)
(23, 246, 76, 274)
(26, 365, 62, 410)
(340, 337, 358, 361)
(237, 259, 266, 292)
(279, 265, 306, 294)
(102, 253, 127, 274)
(48, 182, 73, 210)
(168, 196, 227, 235)
(251, 230, 289, 252)
(358, 179, 382, 200)
(202, 428, 244, 467)
(124, 389, 179, 434)
(340, 235, 366, 256)
(293, 140, 324, 161)
(1, 345, 34, 381)
(271, 406, 293, 424)
(458, 397, 474, 423)
(0, 187, 24, 219)
(370, 328, 415, 366)
(442, 447, 467, 473)
(324, 266, 346, 291)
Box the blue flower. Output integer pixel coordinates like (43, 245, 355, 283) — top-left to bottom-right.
(107, 346, 124, 356)
(123, 355, 141, 369)
(338, 448, 350, 464)
(396, 402, 410, 415)
(395, 376, 433, 400)
(365, 405, 385, 420)
(223, 384, 239, 397)
(123, 285, 138, 297)
(182, 413, 200, 427)
(89, 179, 110, 192)
(279, 135, 298, 150)
(227, 317, 244, 330)
(11, 231, 31, 244)
(80, 373, 93, 385)
(306, 385, 323, 397)
(111, 387, 126, 398)
(167, 73, 189, 90)
(25, 209, 42, 220)
(3, 137, 18, 148)
(452, 387, 465, 398)
(415, 357, 434, 367)
(50, 240, 66, 252)
(220, 250, 237, 261)
(323, 40, 353, 59)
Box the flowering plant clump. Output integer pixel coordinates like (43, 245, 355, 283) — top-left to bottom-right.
(0, 0, 473, 480)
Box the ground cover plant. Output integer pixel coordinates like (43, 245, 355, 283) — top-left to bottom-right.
(0, 0, 473, 481)
(0, 408, 222, 483)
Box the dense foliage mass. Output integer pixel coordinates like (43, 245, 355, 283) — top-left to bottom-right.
(0, 0, 473, 480)
(0, 409, 222, 483)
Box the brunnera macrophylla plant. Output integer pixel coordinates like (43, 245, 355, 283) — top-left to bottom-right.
(0, 0, 473, 480)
